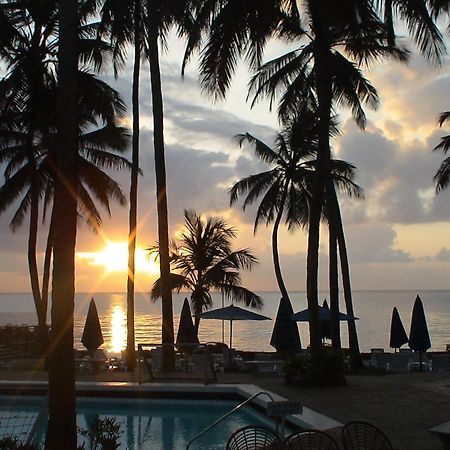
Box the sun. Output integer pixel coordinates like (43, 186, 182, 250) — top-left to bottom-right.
(78, 241, 160, 274)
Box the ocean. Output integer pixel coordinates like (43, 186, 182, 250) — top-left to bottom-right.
(0, 291, 448, 354)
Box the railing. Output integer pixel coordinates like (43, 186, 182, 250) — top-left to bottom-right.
(185, 391, 274, 450)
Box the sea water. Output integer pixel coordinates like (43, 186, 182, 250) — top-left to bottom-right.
(0, 291, 449, 353)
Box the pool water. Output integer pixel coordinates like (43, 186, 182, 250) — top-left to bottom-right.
(0, 396, 280, 449)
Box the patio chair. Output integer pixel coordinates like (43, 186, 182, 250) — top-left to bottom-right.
(226, 425, 282, 450)
(341, 421, 393, 450)
(282, 430, 339, 449)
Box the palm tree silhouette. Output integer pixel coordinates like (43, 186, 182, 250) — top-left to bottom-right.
(229, 113, 363, 362)
(433, 111, 450, 192)
(229, 112, 318, 303)
(99, 0, 143, 370)
(150, 209, 261, 336)
(184, 0, 404, 361)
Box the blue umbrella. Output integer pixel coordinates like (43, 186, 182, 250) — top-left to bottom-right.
(389, 307, 408, 351)
(292, 305, 358, 322)
(270, 298, 301, 353)
(409, 295, 431, 370)
(199, 305, 270, 350)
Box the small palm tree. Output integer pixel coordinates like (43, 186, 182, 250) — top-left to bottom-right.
(150, 209, 261, 334)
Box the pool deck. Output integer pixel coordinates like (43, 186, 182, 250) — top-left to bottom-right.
(0, 368, 449, 449)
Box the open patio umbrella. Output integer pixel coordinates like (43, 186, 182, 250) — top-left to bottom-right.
(81, 298, 104, 354)
(409, 295, 431, 370)
(390, 307, 409, 351)
(198, 304, 271, 351)
(270, 297, 301, 353)
(176, 298, 199, 351)
(292, 305, 358, 322)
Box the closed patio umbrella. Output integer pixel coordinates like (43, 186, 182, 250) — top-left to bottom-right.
(81, 298, 104, 355)
(320, 300, 332, 342)
(270, 298, 301, 353)
(199, 304, 271, 351)
(409, 295, 431, 370)
(176, 298, 199, 351)
(390, 307, 408, 351)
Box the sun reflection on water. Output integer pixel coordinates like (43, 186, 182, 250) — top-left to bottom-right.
(109, 305, 126, 353)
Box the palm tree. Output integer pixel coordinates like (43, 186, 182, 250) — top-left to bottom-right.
(184, 0, 405, 360)
(144, 0, 194, 371)
(100, 0, 142, 371)
(433, 111, 450, 192)
(376, 0, 445, 65)
(247, 2, 407, 359)
(229, 114, 363, 361)
(0, 0, 125, 353)
(150, 209, 261, 334)
(46, 0, 78, 445)
(229, 112, 317, 303)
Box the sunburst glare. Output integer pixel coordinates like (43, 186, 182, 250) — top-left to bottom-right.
(77, 241, 159, 274)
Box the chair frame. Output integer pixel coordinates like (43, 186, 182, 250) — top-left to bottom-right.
(226, 425, 282, 450)
(282, 429, 339, 449)
(341, 421, 393, 450)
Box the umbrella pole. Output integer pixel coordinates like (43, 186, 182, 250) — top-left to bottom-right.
(229, 320, 233, 368)
(222, 291, 225, 344)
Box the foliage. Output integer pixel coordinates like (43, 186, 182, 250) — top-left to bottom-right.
(0, 436, 39, 450)
(284, 348, 347, 387)
(79, 416, 123, 450)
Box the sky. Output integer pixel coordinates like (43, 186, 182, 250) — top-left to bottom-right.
(1, 30, 450, 294)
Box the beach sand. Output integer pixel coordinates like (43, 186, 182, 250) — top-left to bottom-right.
(0, 367, 449, 449)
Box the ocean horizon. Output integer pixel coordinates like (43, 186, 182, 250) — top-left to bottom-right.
(0, 290, 448, 354)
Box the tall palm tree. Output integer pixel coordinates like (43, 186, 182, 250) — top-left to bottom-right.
(150, 209, 261, 334)
(229, 112, 317, 303)
(144, 0, 194, 371)
(184, 0, 404, 361)
(46, 0, 78, 446)
(100, 0, 142, 371)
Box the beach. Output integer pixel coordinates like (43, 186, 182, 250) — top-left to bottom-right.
(0, 366, 449, 449)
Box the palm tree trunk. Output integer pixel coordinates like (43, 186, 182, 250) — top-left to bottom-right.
(306, 36, 333, 359)
(126, 0, 141, 372)
(46, 0, 78, 447)
(41, 207, 55, 323)
(28, 174, 48, 354)
(272, 181, 290, 301)
(147, 10, 175, 371)
(328, 211, 341, 350)
(329, 185, 363, 368)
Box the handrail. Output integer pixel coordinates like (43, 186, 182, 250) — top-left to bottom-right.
(186, 391, 274, 450)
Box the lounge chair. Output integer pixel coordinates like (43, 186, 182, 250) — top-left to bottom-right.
(341, 421, 393, 450)
(282, 430, 339, 449)
(431, 354, 450, 372)
(388, 353, 411, 373)
(226, 425, 282, 450)
(370, 352, 392, 371)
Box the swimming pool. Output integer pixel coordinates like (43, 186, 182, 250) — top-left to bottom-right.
(0, 395, 282, 449)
